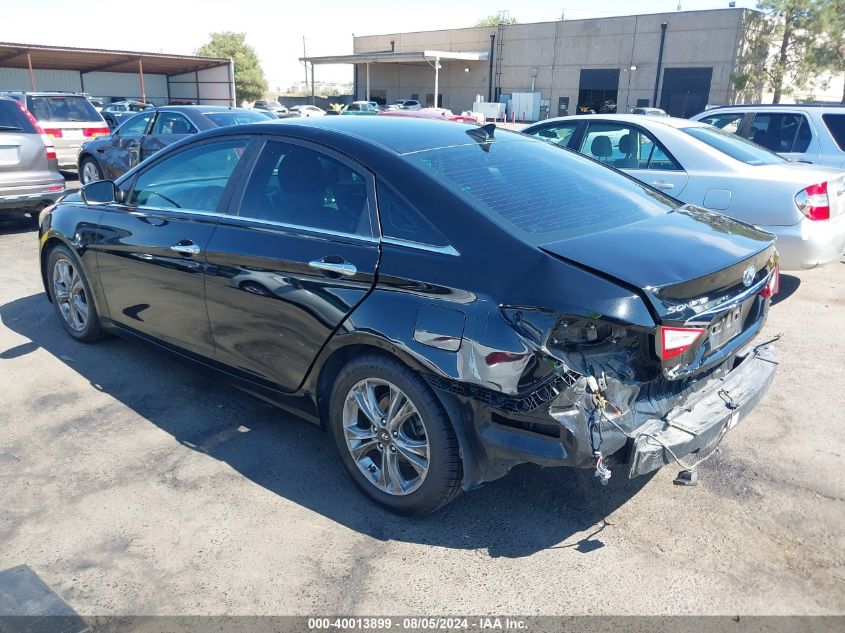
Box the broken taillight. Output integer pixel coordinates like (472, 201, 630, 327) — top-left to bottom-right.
(795, 182, 830, 221)
(659, 326, 705, 360)
(759, 264, 780, 299)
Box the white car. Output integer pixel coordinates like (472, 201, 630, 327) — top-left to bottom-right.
(524, 114, 845, 269)
(290, 105, 326, 118)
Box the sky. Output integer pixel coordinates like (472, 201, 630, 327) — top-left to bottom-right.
(1, 0, 758, 88)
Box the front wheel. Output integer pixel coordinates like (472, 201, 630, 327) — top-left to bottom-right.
(80, 156, 103, 185)
(329, 353, 463, 516)
(46, 245, 104, 343)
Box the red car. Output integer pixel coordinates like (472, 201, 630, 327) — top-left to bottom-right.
(379, 107, 479, 124)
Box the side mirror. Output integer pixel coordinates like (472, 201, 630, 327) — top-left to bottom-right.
(81, 180, 117, 206)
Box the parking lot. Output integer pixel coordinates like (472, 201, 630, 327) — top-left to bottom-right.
(0, 205, 843, 617)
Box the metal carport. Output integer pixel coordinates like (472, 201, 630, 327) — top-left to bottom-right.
(0, 42, 235, 106)
(300, 50, 488, 106)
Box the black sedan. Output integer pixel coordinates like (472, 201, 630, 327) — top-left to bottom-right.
(40, 117, 780, 515)
(77, 105, 270, 184)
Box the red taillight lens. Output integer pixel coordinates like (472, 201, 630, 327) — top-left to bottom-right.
(759, 264, 780, 299)
(15, 101, 45, 133)
(795, 181, 830, 221)
(47, 185, 64, 192)
(42, 128, 63, 138)
(660, 326, 705, 360)
(83, 127, 109, 138)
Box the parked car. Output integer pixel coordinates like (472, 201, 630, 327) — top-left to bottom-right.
(1, 91, 109, 171)
(100, 101, 153, 130)
(340, 101, 379, 115)
(41, 117, 779, 515)
(379, 107, 478, 124)
(631, 107, 668, 116)
(691, 104, 845, 168)
(524, 114, 845, 269)
(0, 96, 64, 220)
(77, 105, 269, 184)
(87, 97, 105, 112)
(391, 99, 422, 111)
(289, 105, 326, 118)
(253, 100, 295, 118)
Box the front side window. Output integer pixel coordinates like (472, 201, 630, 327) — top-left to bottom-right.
(579, 122, 681, 170)
(698, 112, 745, 134)
(683, 126, 786, 165)
(237, 140, 372, 236)
(527, 122, 578, 147)
(129, 138, 248, 211)
(408, 138, 678, 244)
(115, 111, 152, 137)
(151, 112, 197, 136)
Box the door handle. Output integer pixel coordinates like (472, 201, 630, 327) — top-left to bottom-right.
(308, 260, 357, 277)
(651, 180, 674, 190)
(170, 242, 200, 256)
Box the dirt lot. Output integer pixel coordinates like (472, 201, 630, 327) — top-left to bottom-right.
(0, 211, 843, 617)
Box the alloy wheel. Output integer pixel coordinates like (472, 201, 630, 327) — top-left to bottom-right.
(52, 258, 88, 332)
(342, 378, 430, 496)
(82, 161, 100, 184)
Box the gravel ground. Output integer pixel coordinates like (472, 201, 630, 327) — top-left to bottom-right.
(0, 211, 843, 617)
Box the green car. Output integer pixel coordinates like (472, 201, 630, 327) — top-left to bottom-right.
(340, 101, 379, 115)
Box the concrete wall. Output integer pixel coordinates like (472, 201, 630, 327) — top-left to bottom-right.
(353, 8, 748, 118)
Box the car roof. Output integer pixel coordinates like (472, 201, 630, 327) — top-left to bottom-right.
(530, 113, 709, 130)
(199, 116, 532, 155)
(703, 103, 844, 110)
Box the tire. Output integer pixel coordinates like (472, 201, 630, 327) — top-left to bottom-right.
(79, 156, 103, 185)
(329, 352, 462, 516)
(46, 244, 104, 343)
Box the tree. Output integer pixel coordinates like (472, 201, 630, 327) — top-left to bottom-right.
(196, 32, 267, 103)
(474, 14, 518, 27)
(807, 0, 845, 103)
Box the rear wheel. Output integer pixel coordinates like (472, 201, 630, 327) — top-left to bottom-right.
(329, 353, 462, 516)
(47, 244, 104, 343)
(80, 157, 102, 185)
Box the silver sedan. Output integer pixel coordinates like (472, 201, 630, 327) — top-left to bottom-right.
(524, 114, 845, 269)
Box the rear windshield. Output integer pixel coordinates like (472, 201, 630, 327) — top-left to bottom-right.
(406, 139, 678, 243)
(204, 110, 270, 127)
(26, 95, 102, 123)
(822, 114, 845, 151)
(0, 100, 37, 133)
(683, 126, 786, 165)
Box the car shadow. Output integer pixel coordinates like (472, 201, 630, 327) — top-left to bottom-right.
(1, 293, 654, 558)
(0, 215, 38, 235)
(771, 273, 800, 306)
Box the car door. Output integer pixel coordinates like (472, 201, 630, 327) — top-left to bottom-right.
(140, 111, 198, 162)
(741, 111, 820, 164)
(94, 135, 252, 358)
(577, 120, 689, 195)
(98, 110, 154, 180)
(203, 136, 380, 392)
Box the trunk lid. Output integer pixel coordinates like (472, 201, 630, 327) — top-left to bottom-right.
(542, 206, 778, 378)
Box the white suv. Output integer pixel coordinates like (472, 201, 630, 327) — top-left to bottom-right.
(692, 105, 845, 169)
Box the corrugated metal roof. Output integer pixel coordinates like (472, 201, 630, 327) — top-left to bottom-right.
(0, 42, 229, 75)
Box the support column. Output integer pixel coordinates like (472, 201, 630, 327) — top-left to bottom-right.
(311, 62, 315, 105)
(433, 57, 440, 108)
(138, 58, 147, 103)
(366, 63, 370, 101)
(228, 60, 236, 106)
(26, 52, 36, 91)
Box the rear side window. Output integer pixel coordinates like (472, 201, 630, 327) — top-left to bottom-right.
(26, 95, 101, 122)
(408, 139, 678, 244)
(822, 114, 845, 151)
(377, 183, 450, 247)
(745, 113, 811, 153)
(0, 100, 36, 133)
(683, 126, 786, 166)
